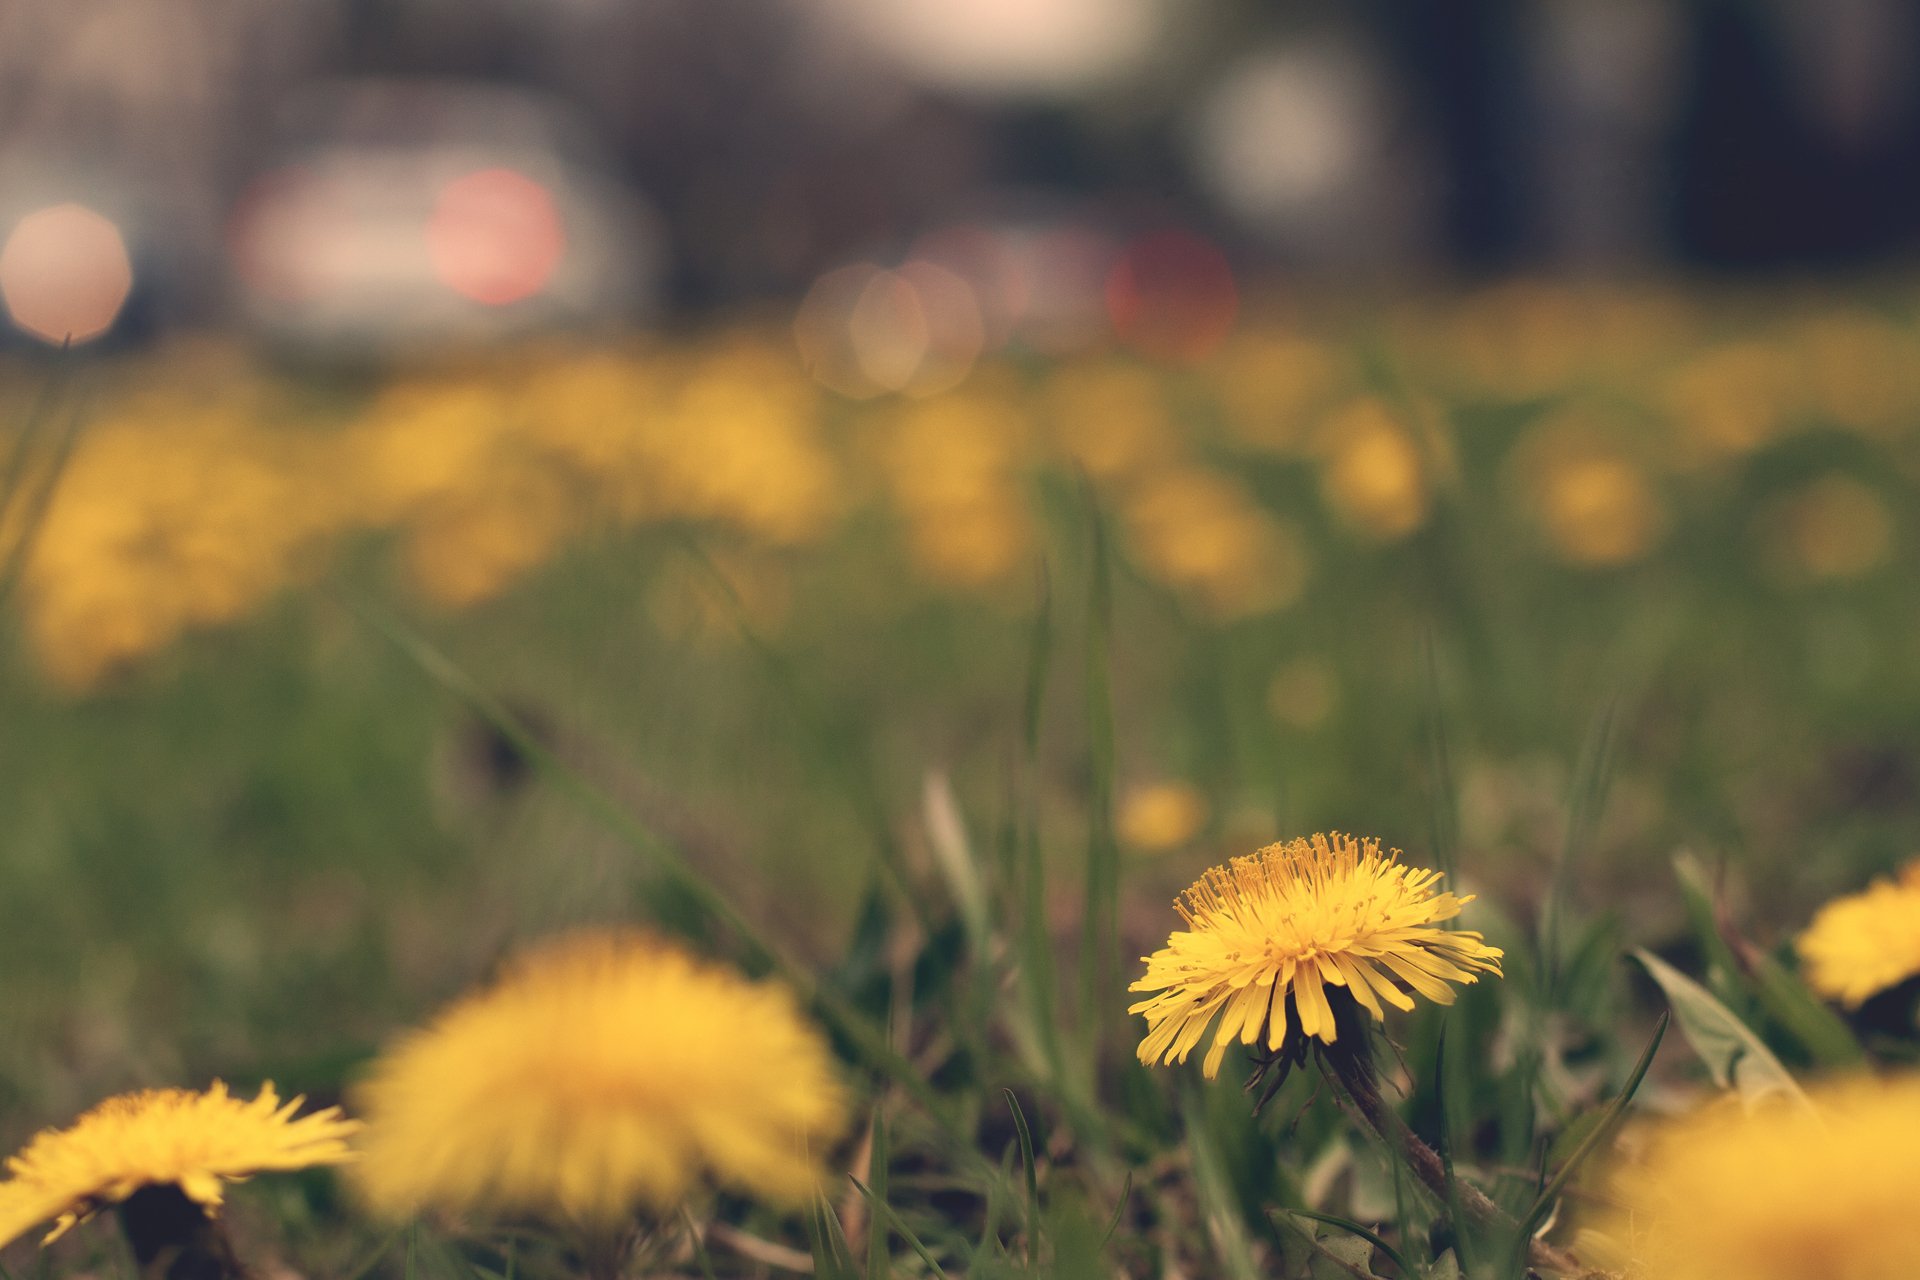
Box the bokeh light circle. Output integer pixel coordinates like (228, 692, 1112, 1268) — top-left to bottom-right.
(0, 203, 134, 344)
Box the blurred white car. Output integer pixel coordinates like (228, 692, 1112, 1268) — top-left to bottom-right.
(227, 80, 662, 355)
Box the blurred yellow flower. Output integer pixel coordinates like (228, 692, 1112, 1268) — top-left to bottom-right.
(0, 1082, 357, 1250)
(1129, 834, 1501, 1077)
(1761, 476, 1893, 582)
(1797, 860, 1920, 1008)
(1535, 455, 1660, 566)
(1662, 341, 1788, 464)
(1118, 781, 1208, 853)
(351, 930, 845, 1226)
(1598, 1075, 1920, 1280)
(1208, 333, 1350, 454)
(1317, 398, 1429, 541)
(881, 390, 1032, 586)
(404, 471, 577, 608)
(1121, 469, 1308, 618)
(1044, 360, 1178, 480)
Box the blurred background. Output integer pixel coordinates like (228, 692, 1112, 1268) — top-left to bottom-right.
(7, 0, 1920, 349)
(3, 0, 1920, 1209)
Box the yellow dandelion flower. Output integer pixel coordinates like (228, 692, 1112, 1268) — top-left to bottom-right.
(1797, 861, 1920, 1007)
(1118, 781, 1209, 853)
(351, 930, 846, 1227)
(1129, 834, 1502, 1078)
(0, 1081, 358, 1251)
(1317, 399, 1430, 541)
(1597, 1075, 1920, 1280)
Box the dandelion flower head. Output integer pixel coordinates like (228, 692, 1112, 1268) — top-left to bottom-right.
(0, 1081, 357, 1250)
(1797, 859, 1920, 1007)
(351, 929, 846, 1227)
(1598, 1074, 1920, 1280)
(1129, 833, 1503, 1077)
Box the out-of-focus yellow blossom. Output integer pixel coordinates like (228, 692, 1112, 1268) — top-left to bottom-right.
(1266, 657, 1339, 730)
(517, 348, 665, 479)
(405, 471, 578, 608)
(1793, 312, 1920, 438)
(1444, 281, 1594, 402)
(1535, 455, 1661, 566)
(1118, 781, 1208, 853)
(1043, 360, 1180, 482)
(351, 929, 845, 1226)
(1797, 860, 1920, 1007)
(1759, 475, 1893, 582)
(22, 413, 345, 688)
(1121, 469, 1308, 618)
(1662, 341, 1791, 464)
(1130, 834, 1502, 1076)
(352, 378, 516, 523)
(880, 388, 1033, 586)
(1597, 1075, 1920, 1280)
(1207, 333, 1350, 454)
(656, 347, 839, 544)
(1316, 397, 1429, 540)
(1507, 416, 1664, 567)
(0, 1082, 357, 1251)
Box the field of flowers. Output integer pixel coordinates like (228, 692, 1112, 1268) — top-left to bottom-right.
(0, 278, 1917, 1278)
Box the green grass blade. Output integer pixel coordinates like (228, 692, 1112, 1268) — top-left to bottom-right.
(1180, 1092, 1261, 1280)
(1079, 492, 1120, 1030)
(1543, 696, 1620, 1000)
(1431, 1023, 1477, 1273)
(1747, 949, 1865, 1067)
(866, 1107, 892, 1280)
(1515, 1011, 1667, 1250)
(1004, 1089, 1041, 1265)
(850, 1176, 951, 1280)
(681, 1208, 717, 1280)
(1099, 1171, 1133, 1250)
(1420, 629, 1459, 884)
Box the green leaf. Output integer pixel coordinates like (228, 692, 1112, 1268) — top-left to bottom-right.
(1287, 1210, 1412, 1278)
(1631, 949, 1810, 1111)
(1748, 949, 1866, 1068)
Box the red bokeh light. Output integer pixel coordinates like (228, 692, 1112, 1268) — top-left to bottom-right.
(1104, 228, 1239, 363)
(428, 168, 566, 306)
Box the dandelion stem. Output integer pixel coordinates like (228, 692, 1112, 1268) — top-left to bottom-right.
(1318, 1018, 1584, 1277)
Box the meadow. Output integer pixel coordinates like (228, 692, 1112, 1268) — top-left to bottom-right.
(0, 277, 1916, 1278)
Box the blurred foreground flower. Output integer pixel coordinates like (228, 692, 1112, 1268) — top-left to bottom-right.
(1598, 1075, 1920, 1280)
(351, 930, 844, 1238)
(0, 1082, 356, 1275)
(1129, 833, 1501, 1078)
(1798, 860, 1920, 1008)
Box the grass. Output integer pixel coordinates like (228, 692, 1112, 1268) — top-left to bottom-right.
(1, 285, 1918, 1276)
